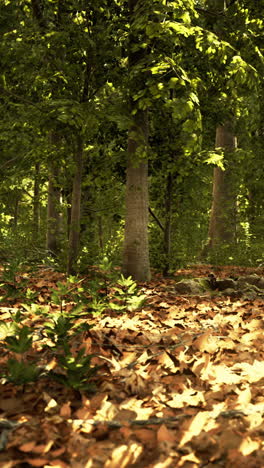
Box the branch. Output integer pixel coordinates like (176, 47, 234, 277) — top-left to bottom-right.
(148, 207, 164, 231)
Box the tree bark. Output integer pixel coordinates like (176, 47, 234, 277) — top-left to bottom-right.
(46, 133, 61, 256)
(12, 193, 20, 231)
(67, 136, 84, 275)
(207, 123, 237, 249)
(122, 0, 151, 282)
(163, 173, 173, 276)
(33, 162, 40, 238)
(123, 149, 150, 280)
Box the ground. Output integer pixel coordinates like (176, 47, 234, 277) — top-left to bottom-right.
(0, 264, 264, 467)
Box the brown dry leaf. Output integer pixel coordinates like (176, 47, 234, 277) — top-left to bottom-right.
(159, 302, 170, 309)
(37, 295, 46, 303)
(35, 280, 49, 288)
(43, 393, 58, 413)
(19, 441, 36, 452)
(178, 452, 202, 467)
(180, 411, 211, 446)
(157, 352, 179, 370)
(44, 459, 69, 468)
(104, 443, 143, 468)
(218, 428, 243, 453)
(193, 331, 219, 353)
(115, 409, 137, 422)
(30, 441, 54, 454)
(239, 436, 260, 455)
(235, 386, 252, 408)
(25, 458, 50, 467)
(49, 448, 66, 458)
(60, 402, 71, 418)
(133, 428, 156, 445)
(157, 424, 176, 443)
(0, 398, 25, 413)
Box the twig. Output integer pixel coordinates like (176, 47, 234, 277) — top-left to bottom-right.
(80, 410, 247, 430)
(148, 207, 164, 231)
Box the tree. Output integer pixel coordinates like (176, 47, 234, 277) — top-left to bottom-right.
(207, 123, 237, 249)
(122, 0, 151, 281)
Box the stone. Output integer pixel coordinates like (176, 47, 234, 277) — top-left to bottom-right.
(174, 279, 204, 295)
(216, 278, 237, 291)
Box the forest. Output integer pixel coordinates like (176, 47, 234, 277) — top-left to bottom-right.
(1, 1, 264, 467)
(0, 0, 263, 278)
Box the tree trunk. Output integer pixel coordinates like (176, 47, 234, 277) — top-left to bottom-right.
(207, 123, 237, 249)
(122, 152, 150, 281)
(67, 136, 84, 275)
(163, 173, 173, 276)
(46, 134, 61, 256)
(123, 169, 150, 280)
(33, 162, 40, 238)
(12, 193, 20, 231)
(98, 216, 103, 250)
(122, 0, 151, 282)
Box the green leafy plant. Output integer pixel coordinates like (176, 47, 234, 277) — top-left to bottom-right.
(1, 323, 42, 386)
(86, 264, 147, 314)
(0, 261, 29, 303)
(0, 320, 19, 340)
(49, 346, 98, 392)
(4, 358, 41, 385)
(110, 275, 146, 312)
(1, 260, 23, 283)
(4, 326, 33, 354)
(51, 277, 86, 313)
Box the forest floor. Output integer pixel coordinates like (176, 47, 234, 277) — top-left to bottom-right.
(0, 264, 264, 468)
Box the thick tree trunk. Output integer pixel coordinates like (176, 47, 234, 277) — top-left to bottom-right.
(46, 134, 61, 256)
(207, 123, 237, 249)
(122, 0, 151, 282)
(67, 136, 84, 275)
(122, 148, 150, 281)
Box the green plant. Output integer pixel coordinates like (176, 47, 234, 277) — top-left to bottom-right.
(4, 326, 33, 354)
(0, 320, 19, 340)
(51, 276, 86, 313)
(110, 275, 146, 312)
(0, 261, 29, 303)
(4, 358, 41, 385)
(42, 310, 92, 347)
(1, 260, 23, 283)
(1, 321, 42, 386)
(49, 346, 98, 392)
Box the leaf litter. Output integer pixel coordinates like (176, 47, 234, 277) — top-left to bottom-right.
(0, 264, 264, 467)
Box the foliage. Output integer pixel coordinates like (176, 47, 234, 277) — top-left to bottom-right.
(48, 346, 98, 392)
(0, 0, 263, 271)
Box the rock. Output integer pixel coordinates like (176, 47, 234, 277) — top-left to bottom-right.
(237, 274, 261, 288)
(216, 278, 237, 291)
(241, 287, 258, 300)
(257, 277, 264, 289)
(175, 279, 204, 295)
(220, 288, 241, 298)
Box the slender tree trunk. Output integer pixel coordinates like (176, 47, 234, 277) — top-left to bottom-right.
(33, 162, 40, 238)
(207, 123, 237, 249)
(122, 0, 150, 282)
(67, 136, 84, 275)
(98, 216, 103, 250)
(46, 133, 61, 256)
(163, 173, 173, 276)
(12, 194, 19, 231)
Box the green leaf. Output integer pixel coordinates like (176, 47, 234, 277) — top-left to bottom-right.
(5, 326, 33, 353)
(4, 359, 40, 385)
